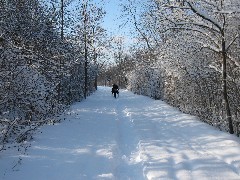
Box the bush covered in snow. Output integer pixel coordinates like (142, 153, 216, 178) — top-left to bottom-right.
(116, 0, 240, 135)
(0, 0, 98, 149)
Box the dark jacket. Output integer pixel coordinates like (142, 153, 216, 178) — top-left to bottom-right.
(113, 84, 118, 90)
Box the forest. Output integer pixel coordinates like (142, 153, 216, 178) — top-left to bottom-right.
(1, 0, 240, 150)
(0, 0, 108, 149)
(100, 0, 240, 135)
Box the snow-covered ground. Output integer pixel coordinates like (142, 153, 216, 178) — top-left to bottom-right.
(1, 86, 240, 180)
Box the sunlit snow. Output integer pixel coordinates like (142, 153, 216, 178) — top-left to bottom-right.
(1, 87, 240, 179)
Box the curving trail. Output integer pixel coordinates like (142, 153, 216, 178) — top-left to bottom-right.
(1, 86, 240, 179)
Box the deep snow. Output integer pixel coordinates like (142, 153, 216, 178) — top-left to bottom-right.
(1, 86, 240, 179)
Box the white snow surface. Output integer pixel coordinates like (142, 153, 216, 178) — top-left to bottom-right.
(1, 86, 240, 180)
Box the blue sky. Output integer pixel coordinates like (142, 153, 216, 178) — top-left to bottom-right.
(101, 0, 132, 37)
(42, 0, 132, 37)
(102, 0, 122, 34)
(49, 0, 136, 49)
(65, 0, 133, 38)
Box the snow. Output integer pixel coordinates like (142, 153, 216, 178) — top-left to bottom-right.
(1, 86, 240, 179)
(188, 2, 222, 30)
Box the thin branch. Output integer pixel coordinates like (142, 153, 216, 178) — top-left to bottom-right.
(226, 34, 239, 51)
(187, 2, 222, 31)
(133, 15, 152, 50)
(162, 4, 190, 10)
(161, 26, 220, 50)
(176, 21, 220, 34)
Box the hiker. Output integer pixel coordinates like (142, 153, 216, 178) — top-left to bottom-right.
(111, 84, 119, 98)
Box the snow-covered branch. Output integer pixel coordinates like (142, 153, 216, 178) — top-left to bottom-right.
(175, 21, 220, 33)
(161, 26, 220, 50)
(186, 2, 222, 31)
(226, 34, 239, 51)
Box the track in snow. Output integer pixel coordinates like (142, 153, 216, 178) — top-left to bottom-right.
(1, 86, 240, 180)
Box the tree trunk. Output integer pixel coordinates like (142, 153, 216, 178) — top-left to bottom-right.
(61, 0, 64, 40)
(83, 3, 88, 99)
(84, 55, 88, 99)
(222, 34, 234, 134)
(84, 30, 88, 99)
(94, 75, 98, 90)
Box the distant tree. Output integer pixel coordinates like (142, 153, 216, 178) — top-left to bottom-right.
(0, 0, 99, 147)
(150, 0, 240, 133)
(124, 0, 240, 134)
(74, 0, 106, 98)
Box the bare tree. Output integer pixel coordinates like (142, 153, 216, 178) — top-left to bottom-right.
(74, 0, 106, 98)
(125, 0, 240, 134)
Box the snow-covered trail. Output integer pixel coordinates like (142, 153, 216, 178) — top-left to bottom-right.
(1, 86, 240, 180)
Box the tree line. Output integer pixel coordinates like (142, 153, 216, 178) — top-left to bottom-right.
(103, 0, 240, 135)
(0, 0, 107, 149)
